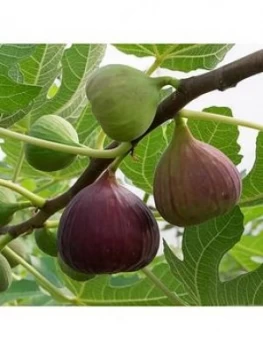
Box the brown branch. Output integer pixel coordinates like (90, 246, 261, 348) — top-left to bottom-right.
(2, 49, 263, 237)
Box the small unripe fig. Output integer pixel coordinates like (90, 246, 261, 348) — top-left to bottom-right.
(0, 188, 29, 227)
(57, 254, 95, 282)
(25, 115, 79, 172)
(153, 121, 242, 227)
(0, 254, 12, 292)
(34, 227, 58, 257)
(2, 238, 28, 268)
(58, 170, 160, 274)
(86, 64, 170, 142)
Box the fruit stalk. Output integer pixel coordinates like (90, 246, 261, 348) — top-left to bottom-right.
(0, 126, 132, 159)
(3, 246, 82, 305)
(178, 109, 263, 132)
(0, 179, 46, 208)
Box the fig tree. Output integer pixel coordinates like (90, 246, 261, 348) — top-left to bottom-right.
(153, 121, 242, 227)
(25, 114, 80, 172)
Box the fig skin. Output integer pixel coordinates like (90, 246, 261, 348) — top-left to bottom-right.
(57, 254, 95, 282)
(58, 170, 160, 274)
(153, 122, 242, 227)
(2, 239, 28, 268)
(25, 115, 79, 172)
(86, 64, 169, 142)
(34, 227, 58, 257)
(0, 254, 12, 292)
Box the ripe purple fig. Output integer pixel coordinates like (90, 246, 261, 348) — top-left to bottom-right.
(58, 170, 160, 274)
(153, 121, 242, 227)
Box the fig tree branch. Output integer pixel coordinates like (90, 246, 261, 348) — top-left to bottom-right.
(2, 49, 263, 237)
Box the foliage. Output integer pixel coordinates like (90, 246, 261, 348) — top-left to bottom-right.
(0, 43, 262, 306)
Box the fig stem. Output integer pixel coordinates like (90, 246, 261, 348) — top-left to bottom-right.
(0, 179, 46, 208)
(108, 152, 127, 172)
(153, 76, 180, 90)
(0, 127, 132, 159)
(44, 220, 59, 228)
(141, 267, 185, 306)
(146, 58, 163, 76)
(3, 246, 83, 305)
(0, 234, 13, 251)
(179, 109, 263, 132)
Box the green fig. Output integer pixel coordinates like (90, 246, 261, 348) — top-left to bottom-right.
(57, 254, 95, 282)
(0, 188, 30, 226)
(25, 115, 80, 172)
(0, 254, 12, 292)
(2, 238, 29, 268)
(34, 227, 58, 257)
(86, 64, 172, 142)
(153, 121, 242, 227)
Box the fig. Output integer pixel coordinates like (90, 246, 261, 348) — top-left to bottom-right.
(86, 64, 171, 142)
(58, 170, 160, 274)
(0, 254, 12, 292)
(34, 227, 58, 257)
(57, 254, 95, 282)
(0, 187, 29, 226)
(153, 121, 242, 227)
(25, 114, 80, 172)
(2, 238, 28, 268)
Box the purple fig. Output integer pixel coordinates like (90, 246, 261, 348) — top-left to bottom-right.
(153, 121, 242, 227)
(58, 170, 160, 274)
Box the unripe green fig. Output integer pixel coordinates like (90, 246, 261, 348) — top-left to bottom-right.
(86, 64, 172, 142)
(0, 254, 12, 292)
(0, 188, 30, 226)
(2, 238, 28, 268)
(34, 227, 58, 257)
(25, 115, 80, 172)
(57, 254, 95, 282)
(153, 121, 242, 227)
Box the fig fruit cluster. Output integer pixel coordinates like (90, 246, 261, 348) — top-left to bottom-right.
(85, 64, 171, 142)
(25, 115, 79, 172)
(153, 122, 242, 227)
(58, 170, 160, 274)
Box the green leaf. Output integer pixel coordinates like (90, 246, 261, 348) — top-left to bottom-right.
(19, 44, 66, 121)
(229, 231, 263, 271)
(30, 256, 63, 288)
(114, 44, 233, 72)
(242, 205, 263, 224)
(29, 44, 106, 123)
(0, 44, 36, 73)
(57, 261, 190, 306)
(165, 206, 263, 305)
(240, 132, 263, 206)
(121, 122, 174, 194)
(0, 280, 43, 305)
(0, 74, 41, 114)
(188, 106, 242, 165)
